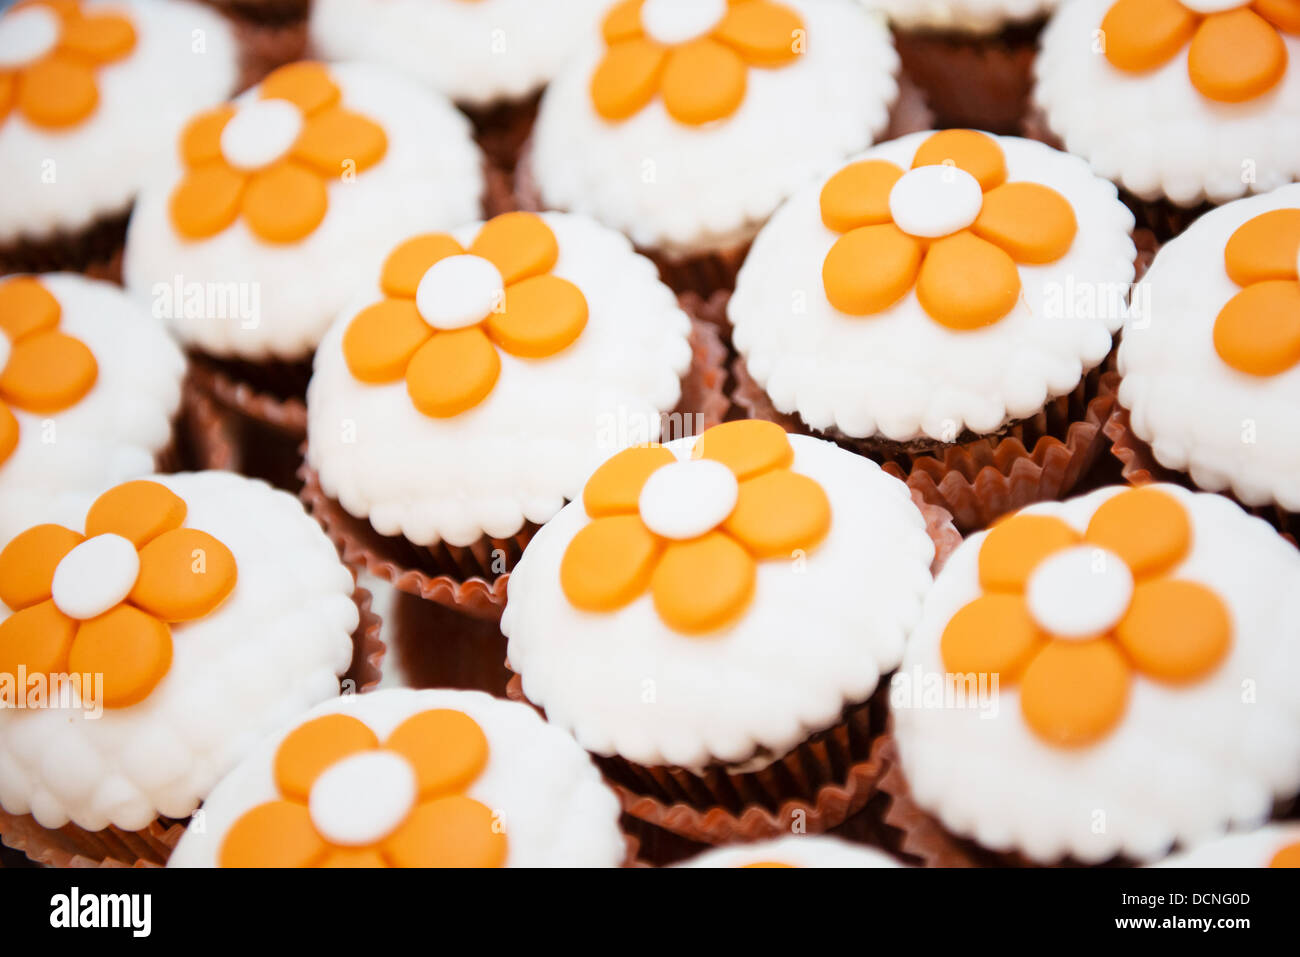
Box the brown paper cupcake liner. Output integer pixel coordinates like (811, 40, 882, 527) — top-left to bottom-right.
(299, 316, 731, 620)
(0, 211, 128, 281)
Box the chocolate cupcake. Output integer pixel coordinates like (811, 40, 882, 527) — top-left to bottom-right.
(730, 130, 1137, 532)
(1154, 825, 1300, 868)
(0, 0, 239, 279)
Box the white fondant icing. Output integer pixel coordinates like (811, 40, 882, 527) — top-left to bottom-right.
(642, 0, 726, 45)
(219, 99, 303, 172)
(893, 484, 1300, 864)
(1180, 0, 1250, 14)
(678, 834, 906, 868)
(502, 434, 937, 773)
(730, 132, 1136, 443)
(50, 534, 139, 621)
(1154, 823, 1300, 867)
(308, 751, 415, 847)
(0, 328, 10, 374)
(415, 255, 504, 331)
(167, 689, 627, 867)
(859, 0, 1058, 35)
(0, 5, 59, 69)
(1026, 546, 1132, 639)
(1117, 184, 1300, 510)
(638, 459, 739, 541)
(890, 164, 983, 238)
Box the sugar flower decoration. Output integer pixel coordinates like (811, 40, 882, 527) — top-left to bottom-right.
(1212, 207, 1300, 376)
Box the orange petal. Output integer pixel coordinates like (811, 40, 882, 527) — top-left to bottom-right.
(486, 275, 588, 358)
(819, 160, 905, 233)
(973, 182, 1078, 265)
(68, 605, 173, 709)
(274, 713, 379, 801)
(1101, 0, 1198, 73)
(661, 38, 746, 125)
(1270, 841, 1300, 868)
(1189, 8, 1288, 103)
(591, 37, 667, 121)
(469, 212, 558, 285)
(380, 234, 465, 298)
(58, 13, 136, 62)
(383, 795, 506, 868)
(130, 528, 238, 622)
(0, 600, 77, 678)
(169, 163, 246, 240)
(318, 847, 388, 868)
(0, 73, 13, 124)
(979, 514, 1081, 591)
(84, 480, 187, 548)
(1116, 579, 1231, 684)
(0, 524, 84, 610)
(822, 224, 924, 316)
(0, 330, 97, 414)
(342, 299, 432, 384)
(219, 800, 327, 868)
(652, 532, 756, 633)
(1224, 208, 1300, 286)
(940, 593, 1042, 680)
(911, 130, 1007, 191)
(243, 162, 328, 243)
(385, 709, 490, 799)
(0, 276, 60, 341)
(602, 0, 645, 42)
(405, 327, 501, 418)
(582, 445, 676, 517)
(1255, 0, 1300, 33)
(724, 469, 830, 558)
(560, 514, 662, 611)
(178, 106, 235, 167)
(292, 106, 388, 176)
(1019, 639, 1131, 748)
(1213, 282, 1300, 377)
(692, 419, 793, 480)
(16, 53, 97, 128)
(916, 231, 1022, 330)
(259, 61, 340, 114)
(0, 403, 15, 467)
(714, 0, 805, 66)
(1085, 487, 1191, 579)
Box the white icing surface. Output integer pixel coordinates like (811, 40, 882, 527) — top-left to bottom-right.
(123, 62, 486, 362)
(730, 132, 1136, 442)
(1026, 546, 1132, 639)
(0, 0, 238, 243)
(308, 751, 415, 847)
(893, 485, 1300, 864)
(307, 212, 693, 549)
(0, 472, 359, 832)
(890, 165, 983, 238)
(1034, 0, 1300, 208)
(677, 834, 906, 868)
(0, 5, 60, 68)
(1118, 184, 1300, 510)
(1154, 823, 1300, 868)
(638, 460, 738, 541)
(502, 434, 936, 772)
(530, 0, 901, 258)
(860, 0, 1058, 34)
(416, 254, 504, 331)
(167, 689, 627, 867)
(219, 99, 303, 172)
(308, 0, 608, 109)
(643, 0, 726, 45)
(51, 534, 139, 621)
(0, 274, 185, 553)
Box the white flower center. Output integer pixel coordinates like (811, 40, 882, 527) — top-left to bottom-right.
(0, 6, 60, 70)
(642, 0, 726, 45)
(1026, 546, 1134, 640)
(219, 98, 304, 171)
(415, 254, 505, 331)
(308, 751, 416, 847)
(889, 165, 984, 239)
(51, 534, 140, 621)
(638, 459, 739, 541)
(1179, 1, 1250, 14)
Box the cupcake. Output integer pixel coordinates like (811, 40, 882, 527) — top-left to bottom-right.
(307, 0, 608, 171)
(301, 210, 727, 621)
(0, 273, 185, 551)
(167, 688, 627, 867)
(677, 834, 904, 867)
(1155, 825, 1300, 868)
(730, 129, 1137, 533)
(0, 0, 239, 278)
(888, 484, 1300, 865)
(862, 0, 1058, 133)
(522, 0, 908, 297)
(0, 471, 367, 866)
(1111, 184, 1300, 531)
(1032, 0, 1300, 237)
(123, 60, 486, 489)
(502, 420, 959, 844)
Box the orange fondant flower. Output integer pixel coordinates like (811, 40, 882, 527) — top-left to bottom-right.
(341, 212, 589, 418)
(820, 129, 1078, 330)
(0, 480, 237, 708)
(1101, 0, 1299, 103)
(561, 420, 830, 633)
(942, 487, 1232, 749)
(0, 0, 135, 129)
(1211, 206, 1300, 376)
(0, 276, 98, 467)
(169, 61, 387, 245)
(591, 0, 804, 125)
(220, 709, 506, 868)
(1273, 841, 1300, 867)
